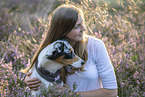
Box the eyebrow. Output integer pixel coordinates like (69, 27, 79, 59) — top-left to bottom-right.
(75, 23, 81, 26)
(75, 17, 83, 26)
(75, 21, 82, 26)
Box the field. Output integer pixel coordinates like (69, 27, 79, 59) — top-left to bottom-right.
(0, 0, 144, 96)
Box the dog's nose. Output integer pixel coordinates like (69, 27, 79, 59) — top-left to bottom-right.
(81, 61, 85, 65)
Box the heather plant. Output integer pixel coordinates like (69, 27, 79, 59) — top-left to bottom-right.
(0, 0, 144, 97)
(37, 82, 81, 97)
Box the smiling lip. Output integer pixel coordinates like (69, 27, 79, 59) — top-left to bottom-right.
(79, 34, 83, 37)
(79, 33, 83, 36)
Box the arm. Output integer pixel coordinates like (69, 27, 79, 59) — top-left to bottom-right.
(24, 72, 70, 91)
(80, 38, 118, 97)
(77, 88, 117, 97)
(95, 39, 118, 89)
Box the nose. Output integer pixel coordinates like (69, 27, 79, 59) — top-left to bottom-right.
(81, 23, 86, 31)
(81, 61, 85, 65)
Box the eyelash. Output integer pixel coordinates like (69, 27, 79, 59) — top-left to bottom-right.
(74, 25, 80, 29)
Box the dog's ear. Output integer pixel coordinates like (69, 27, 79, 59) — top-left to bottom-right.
(54, 42, 75, 59)
(54, 42, 66, 53)
(47, 42, 66, 60)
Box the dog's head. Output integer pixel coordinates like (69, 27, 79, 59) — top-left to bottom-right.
(46, 40, 85, 69)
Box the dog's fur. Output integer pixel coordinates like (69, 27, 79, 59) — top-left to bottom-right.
(29, 39, 85, 96)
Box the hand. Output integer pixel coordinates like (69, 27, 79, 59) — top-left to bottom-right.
(52, 83, 72, 94)
(24, 72, 42, 91)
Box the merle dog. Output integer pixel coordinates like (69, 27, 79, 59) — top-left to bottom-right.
(29, 39, 85, 96)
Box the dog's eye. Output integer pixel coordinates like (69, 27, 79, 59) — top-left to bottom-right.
(70, 49, 74, 52)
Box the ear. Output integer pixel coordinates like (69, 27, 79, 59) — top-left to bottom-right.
(53, 42, 65, 53)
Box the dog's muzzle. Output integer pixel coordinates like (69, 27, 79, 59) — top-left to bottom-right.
(81, 61, 85, 66)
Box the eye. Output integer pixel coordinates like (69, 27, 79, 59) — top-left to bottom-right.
(74, 26, 79, 29)
(74, 24, 80, 29)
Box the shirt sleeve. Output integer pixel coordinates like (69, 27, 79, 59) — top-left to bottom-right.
(94, 39, 118, 89)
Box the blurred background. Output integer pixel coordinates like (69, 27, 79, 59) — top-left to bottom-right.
(0, 0, 144, 96)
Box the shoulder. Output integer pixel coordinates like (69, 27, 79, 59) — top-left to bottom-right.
(87, 35, 105, 48)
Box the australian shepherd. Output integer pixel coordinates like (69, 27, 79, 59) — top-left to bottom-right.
(29, 39, 85, 96)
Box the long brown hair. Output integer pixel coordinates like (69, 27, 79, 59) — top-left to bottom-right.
(21, 4, 88, 73)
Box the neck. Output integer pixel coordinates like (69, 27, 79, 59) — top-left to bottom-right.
(67, 40, 76, 47)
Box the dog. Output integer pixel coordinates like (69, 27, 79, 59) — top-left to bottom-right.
(29, 39, 85, 96)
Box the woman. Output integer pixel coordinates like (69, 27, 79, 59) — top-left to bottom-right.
(23, 4, 118, 97)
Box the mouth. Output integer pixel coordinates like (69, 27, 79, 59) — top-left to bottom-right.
(78, 33, 83, 37)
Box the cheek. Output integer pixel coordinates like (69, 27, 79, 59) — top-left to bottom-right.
(67, 30, 79, 38)
(66, 32, 73, 39)
(72, 29, 80, 36)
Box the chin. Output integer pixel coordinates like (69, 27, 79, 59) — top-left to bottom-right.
(75, 38, 83, 42)
(70, 37, 84, 43)
(78, 37, 84, 41)
(79, 38, 83, 41)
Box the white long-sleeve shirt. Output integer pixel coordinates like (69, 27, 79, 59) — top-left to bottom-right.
(66, 36, 118, 92)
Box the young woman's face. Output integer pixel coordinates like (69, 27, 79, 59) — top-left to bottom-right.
(66, 16, 86, 46)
